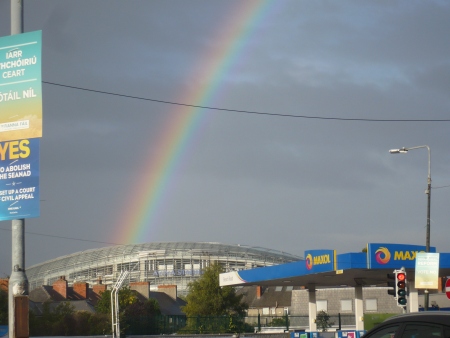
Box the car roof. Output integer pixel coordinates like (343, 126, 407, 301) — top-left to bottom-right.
(383, 312, 450, 325)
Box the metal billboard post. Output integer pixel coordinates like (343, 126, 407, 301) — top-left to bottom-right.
(9, 2, 29, 338)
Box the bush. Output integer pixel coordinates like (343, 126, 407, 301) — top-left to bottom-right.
(315, 310, 334, 332)
(268, 316, 289, 327)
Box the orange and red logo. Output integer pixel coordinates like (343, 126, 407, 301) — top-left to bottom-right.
(375, 247, 391, 264)
(306, 254, 313, 270)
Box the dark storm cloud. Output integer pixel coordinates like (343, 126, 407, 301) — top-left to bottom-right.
(0, 1, 449, 276)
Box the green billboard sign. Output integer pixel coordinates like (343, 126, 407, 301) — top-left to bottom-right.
(0, 31, 42, 141)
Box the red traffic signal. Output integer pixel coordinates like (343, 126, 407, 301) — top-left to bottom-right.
(397, 272, 406, 282)
(396, 270, 407, 307)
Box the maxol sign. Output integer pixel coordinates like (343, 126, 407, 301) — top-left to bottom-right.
(305, 249, 336, 273)
(367, 243, 436, 269)
(0, 138, 39, 220)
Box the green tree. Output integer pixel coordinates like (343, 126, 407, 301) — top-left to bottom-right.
(52, 302, 76, 336)
(95, 286, 162, 335)
(71, 311, 92, 336)
(315, 310, 334, 332)
(122, 298, 161, 334)
(30, 302, 111, 336)
(0, 288, 7, 325)
(29, 301, 75, 336)
(95, 286, 138, 314)
(182, 263, 248, 316)
(28, 286, 160, 336)
(30, 301, 51, 336)
(87, 312, 111, 335)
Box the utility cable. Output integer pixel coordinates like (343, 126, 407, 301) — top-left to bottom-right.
(43, 81, 450, 122)
(0, 227, 121, 246)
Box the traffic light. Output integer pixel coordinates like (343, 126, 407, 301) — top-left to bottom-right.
(396, 269, 407, 307)
(387, 268, 408, 308)
(387, 272, 396, 297)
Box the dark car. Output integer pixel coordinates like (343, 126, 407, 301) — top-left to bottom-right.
(362, 312, 450, 338)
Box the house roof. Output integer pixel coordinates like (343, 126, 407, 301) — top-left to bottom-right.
(29, 285, 61, 302)
(30, 300, 96, 315)
(29, 284, 185, 316)
(29, 284, 102, 304)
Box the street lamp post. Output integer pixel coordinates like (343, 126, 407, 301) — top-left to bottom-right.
(389, 145, 431, 311)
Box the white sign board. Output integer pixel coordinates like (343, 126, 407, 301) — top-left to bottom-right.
(415, 252, 440, 289)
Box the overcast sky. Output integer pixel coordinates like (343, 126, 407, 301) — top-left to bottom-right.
(1, 1, 450, 277)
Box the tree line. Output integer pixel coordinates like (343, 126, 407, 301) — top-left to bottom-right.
(0, 263, 250, 335)
(0, 264, 336, 335)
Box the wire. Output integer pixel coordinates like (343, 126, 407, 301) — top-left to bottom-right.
(0, 227, 121, 246)
(433, 185, 450, 190)
(4, 81, 445, 250)
(43, 81, 450, 122)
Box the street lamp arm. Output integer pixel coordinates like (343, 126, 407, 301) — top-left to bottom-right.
(389, 145, 430, 179)
(406, 145, 430, 152)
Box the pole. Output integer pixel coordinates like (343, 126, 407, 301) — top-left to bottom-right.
(426, 151, 431, 253)
(424, 148, 431, 311)
(414, 145, 431, 311)
(11, 0, 23, 34)
(9, 2, 29, 338)
(9, 220, 29, 338)
(389, 145, 431, 311)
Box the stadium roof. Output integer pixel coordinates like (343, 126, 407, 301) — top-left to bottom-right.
(27, 241, 302, 273)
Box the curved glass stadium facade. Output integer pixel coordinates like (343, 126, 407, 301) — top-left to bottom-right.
(26, 242, 302, 296)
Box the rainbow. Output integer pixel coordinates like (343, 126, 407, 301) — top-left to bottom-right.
(113, 1, 279, 244)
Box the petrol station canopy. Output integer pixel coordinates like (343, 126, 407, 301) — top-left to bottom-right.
(220, 243, 450, 289)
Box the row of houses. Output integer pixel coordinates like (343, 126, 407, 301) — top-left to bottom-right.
(1, 277, 186, 316)
(2, 277, 449, 323)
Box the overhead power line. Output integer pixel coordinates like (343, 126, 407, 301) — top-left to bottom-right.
(43, 81, 450, 122)
(433, 185, 450, 190)
(0, 82, 447, 249)
(0, 227, 121, 246)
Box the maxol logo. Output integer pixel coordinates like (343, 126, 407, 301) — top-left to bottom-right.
(314, 254, 331, 265)
(368, 243, 435, 269)
(394, 251, 426, 260)
(375, 247, 391, 264)
(306, 253, 331, 270)
(375, 246, 427, 264)
(306, 254, 313, 270)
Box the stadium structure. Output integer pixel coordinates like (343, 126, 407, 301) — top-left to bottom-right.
(26, 242, 302, 296)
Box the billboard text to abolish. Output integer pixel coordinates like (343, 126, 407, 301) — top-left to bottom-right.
(0, 138, 39, 220)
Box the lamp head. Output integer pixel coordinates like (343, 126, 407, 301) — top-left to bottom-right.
(389, 148, 408, 154)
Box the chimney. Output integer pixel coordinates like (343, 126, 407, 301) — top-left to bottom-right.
(256, 286, 262, 299)
(93, 279, 107, 297)
(157, 285, 177, 300)
(0, 279, 8, 292)
(130, 281, 150, 299)
(73, 282, 89, 299)
(53, 276, 68, 299)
